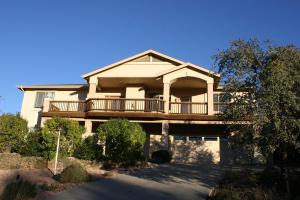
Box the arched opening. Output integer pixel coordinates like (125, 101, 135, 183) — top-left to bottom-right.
(168, 77, 209, 114)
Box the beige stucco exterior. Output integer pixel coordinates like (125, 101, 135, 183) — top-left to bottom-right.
(20, 89, 87, 128)
(17, 50, 232, 164)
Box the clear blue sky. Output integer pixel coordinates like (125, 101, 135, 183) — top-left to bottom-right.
(0, 0, 299, 114)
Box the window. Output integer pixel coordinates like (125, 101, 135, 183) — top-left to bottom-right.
(213, 93, 227, 112)
(174, 135, 187, 141)
(34, 92, 55, 108)
(203, 137, 218, 141)
(189, 136, 203, 141)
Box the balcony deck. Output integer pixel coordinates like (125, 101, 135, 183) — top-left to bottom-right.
(42, 98, 223, 121)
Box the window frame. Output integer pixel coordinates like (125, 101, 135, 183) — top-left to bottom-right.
(34, 91, 55, 108)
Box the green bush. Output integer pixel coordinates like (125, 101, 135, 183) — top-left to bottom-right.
(259, 168, 284, 190)
(0, 180, 36, 200)
(75, 135, 103, 161)
(18, 131, 44, 157)
(0, 114, 28, 153)
(41, 117, 85, 159)
(60, 163, 89, 183)
(213, 188, 240, 200)
(96, 119, 146, 166)
(151, 150, 172, 164)
(210, 169, 300, 200)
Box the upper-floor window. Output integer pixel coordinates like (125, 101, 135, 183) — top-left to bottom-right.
(34, 92, 55, 108)
(213, 93, 226, 112)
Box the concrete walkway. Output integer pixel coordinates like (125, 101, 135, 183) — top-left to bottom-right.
(47, 163, 223, 200)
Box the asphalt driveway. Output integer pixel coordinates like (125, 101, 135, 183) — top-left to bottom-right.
(47, 163, 223, 200)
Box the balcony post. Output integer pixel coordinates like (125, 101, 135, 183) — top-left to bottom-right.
(161, 120, 169, 150)
(163, 82, 170, 114)
(207, 82, 214, 115)
(43, 98, 51, 112)
(87, 76, 98, 99)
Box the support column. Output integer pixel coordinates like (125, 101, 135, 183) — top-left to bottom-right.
(144, 133, 150, 159)
(163, 82, 170, 114)
(43, 98, 51, 112)
(161, 120, 169, 150)
(207, 82, 214, 115)
(87, 76, 98, 99)
(83, 120, 93, 138)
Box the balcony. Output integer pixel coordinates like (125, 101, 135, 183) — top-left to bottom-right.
(47, 98, 164, 113)
(43, 98, 223, 121)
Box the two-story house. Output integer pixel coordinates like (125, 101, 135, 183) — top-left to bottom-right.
(18, 50, 229, 164)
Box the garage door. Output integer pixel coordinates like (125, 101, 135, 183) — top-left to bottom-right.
(172, 136, 220, 164)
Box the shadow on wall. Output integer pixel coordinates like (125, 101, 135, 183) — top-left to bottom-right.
(172, 141, 215, 165)
(220, 137, 265, 165)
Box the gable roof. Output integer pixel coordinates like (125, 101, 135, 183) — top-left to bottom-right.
(81, 49, 185, 79)
(155, 62, 220, 78)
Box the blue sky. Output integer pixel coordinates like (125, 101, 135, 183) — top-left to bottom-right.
(0, 0, 299, 114)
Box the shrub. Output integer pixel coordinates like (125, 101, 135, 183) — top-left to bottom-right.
(212, 188, 240, 200)
(41, 117, 85, 159)
(75, 135, 103, 161)
(259, 168, 284, 189)
(0, 114, 28, 153)
(0, 180, 36, 200)
(151, 150, 172, 164)
(96, 119, 146, 166)
(59, 163, 89, 183)
(18, 130, 44, 157)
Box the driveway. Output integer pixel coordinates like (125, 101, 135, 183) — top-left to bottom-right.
(47, 163, 224, 200)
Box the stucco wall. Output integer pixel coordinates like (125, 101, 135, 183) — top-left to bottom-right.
(20, 90, 87, 128)
(93, 62, 176, 78)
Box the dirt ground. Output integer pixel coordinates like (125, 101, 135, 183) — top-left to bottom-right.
(0, 167, 106, 199)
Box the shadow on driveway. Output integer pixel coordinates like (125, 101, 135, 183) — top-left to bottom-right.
(122, 163, 224, 187)
(47, 163, 224, 200)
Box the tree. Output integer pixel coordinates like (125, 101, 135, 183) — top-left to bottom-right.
(75, 135, 103, 161)
(96, 119, 146, 166)
(0, 114, 28, 152)
(18, 130, 44, 157)
(41, 117, 85, 159)
(214, 39, 300, 167)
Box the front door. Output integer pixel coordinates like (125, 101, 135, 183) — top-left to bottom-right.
(180, 96, 191, 113)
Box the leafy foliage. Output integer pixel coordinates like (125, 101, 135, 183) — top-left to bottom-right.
(96, 119, 146, 166)
(41, 117, 85, 159)
(151, 150, 172, 164)
(0, 114, 28, 153)
(209, 169, 300, 200)
(59, 163, 89, 183)
(214, 39, 300, 164)
(0, 180, 37, 200)
(18, 130, 44, 157)
(75, 135, 103, 161)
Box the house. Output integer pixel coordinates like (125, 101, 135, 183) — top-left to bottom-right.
(18, 50, 230, 164)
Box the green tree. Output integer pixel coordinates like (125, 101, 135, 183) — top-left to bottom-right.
(75, 135, 103, 161)
(214, 39, 300, 167)
(0, 114, 28, 152)
(41, 117, 85, 159)
(96, 119, 146, 166)
(19, 130, 44, 157)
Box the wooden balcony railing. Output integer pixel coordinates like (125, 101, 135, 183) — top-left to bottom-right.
(47, 99, 223, 115)
(49, 101, 86, 112)
(169, 102, 208, 114)
(87, 98, 164, 113)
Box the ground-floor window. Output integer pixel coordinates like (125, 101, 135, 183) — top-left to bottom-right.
(173, 135, 218, 142)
